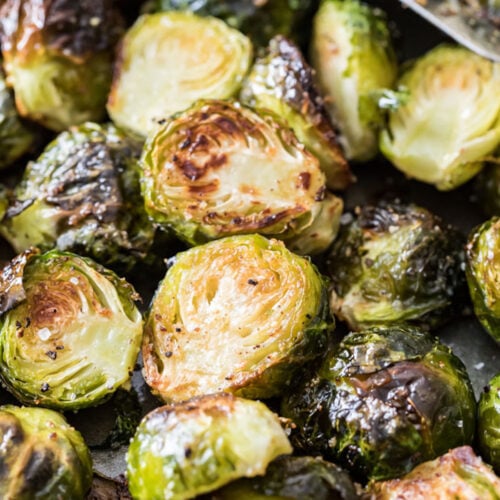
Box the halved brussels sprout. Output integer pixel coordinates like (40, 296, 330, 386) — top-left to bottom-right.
(327, 202, 466, 330)
(155, 0, 314, 48)
(466, 217, 500, 342)
(107, 12, 252, 139)
(0, 405, 93, 499)
(368, 446, 500, 499)
(143, 234, 333, 402)
(141, 99, 341, 254)
(476, 164, 500, 216)
(478, 373, 500, 473)
(380, 45, 500, 190)
(281, 326, 476, 482)
(0, 122, 156, 274)
(0, 249, 143, 410)
(206, 456, 358, 500)
(0, 67, 34, 170)
(240, 35, 352, 190)
(310, 0, 397, 161)
(126, 393, 292, 499)
(0, 0, 123, 131)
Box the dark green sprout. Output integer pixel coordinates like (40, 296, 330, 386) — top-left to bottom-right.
(240, 35, 352, 190)
(478, 373, 500, 473)
(204, 455, 359, 500)
(0, 122, 156, 274)
(281, 326, 476, 482)
(0, 405, 93, 499)
(0, 67, 35, 169)
(0, 0, 123, 131)
(327, 202, 466, 330)
(0, 249, 143, 410)
(466, 217, 500, 343)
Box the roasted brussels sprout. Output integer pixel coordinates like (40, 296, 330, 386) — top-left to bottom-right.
(141, 99, 342, 254)
(0, 249, 143, 410)
(476, 164, 500, 216)
(205, 456, 358, 500)
(0, 122, 156, 273)
(466, 217, 500, 342)
(155, 0, 314, 47)
(380, 45, 500, 190)
(310, 0, 397, 161)
(368, 446, 500, 499)
(0, 405, 93, 499)
(107, 12, 252, 139)
(0, 67, 34, 170)
(281, 326, 476, 482)
(326, 202, 466, 330)
(240, 35, 352, 190)
(143, 234, 333, 402)
(126, 393, 292, 499)
(0, 0, 123, 131)
(478, 373, 500, 472)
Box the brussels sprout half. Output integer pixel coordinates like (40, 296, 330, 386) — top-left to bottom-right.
(478, 373, 500, 473)
(368, 446, 500, 499)
(0, 68, 34, 170)
(466, 217, 500, 342)
(0, 122, 156, 274)
(281, 326, 476, 482)
(326, 202, 466, 330)
(380, 45, 500, 191)
(107, 12, 252, 139)
(0, 405, 93, 499)
(205, 455, 358, 500)
(155, 0, 315, 47)
(0, 0, 123, 131)
(0, 249, 143, 410)
(310, 0, 397, 161)
(240, 35, 352, 190)
(126, 393, 292, 500)
(143, 234, 333, 402)
(141, 99, 341, 254)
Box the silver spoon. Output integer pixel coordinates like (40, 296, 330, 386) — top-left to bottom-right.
(400, 0, 500, 62)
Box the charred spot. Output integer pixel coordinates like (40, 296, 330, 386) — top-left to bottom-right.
(179, 137, 191, 150)
(189, 180, 219, 195)
(314, 186, 326, 202)
(177, 160, 202, 181)
(164, 351, 173, 358)
(248, 279, 258, 286)
(184, 447, 192, 458)
(18, 448, 57, 496)
(232, 216, 243, 225)
(297, 172, 311, 190)
(40, 383, 50, 393)
(45, 351, 57, 360)
(214, 116, 239, 135)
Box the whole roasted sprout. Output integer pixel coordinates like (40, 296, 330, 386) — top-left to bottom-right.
(327, 202, 466, 330)
(140, 99, 342, 254)
(281, 326, 476, 482)
(240, 35, 351, 190)
(310, 0, 397, 161)
(126, 393, 292, 499)
(466, 217, 500, 342)
(368, 446, 500, 499)
(0, 405, 93, 499)
(205, 456, 358, 500)
(0, 0, 123, 131)
(380, 45, 500, 190)
(155, 0, 314, 47)
(478, 373, 500, 472)
(0, 122, 156, 274)
(0, 249, 143, 410)
(476, 164, 500, 216)
(0, 67, 34, 170)
(107, 12, 252, 139)
(143, 234, 333, 402)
